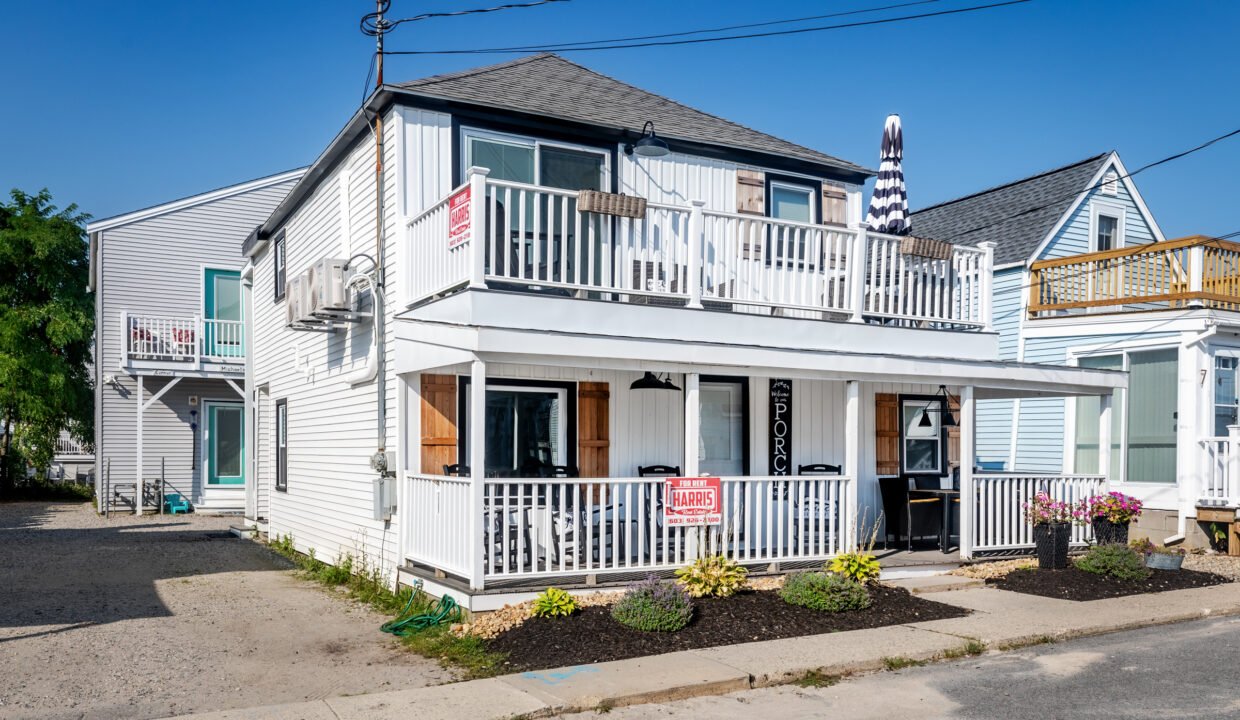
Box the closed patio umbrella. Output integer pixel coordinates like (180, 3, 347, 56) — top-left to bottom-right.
(865, 114, 910, 235)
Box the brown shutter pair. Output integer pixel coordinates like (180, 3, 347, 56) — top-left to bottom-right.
(419, 375, 612, 478)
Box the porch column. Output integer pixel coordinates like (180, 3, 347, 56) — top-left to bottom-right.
(958, 385, 975, 560)
(1098, 393, 1112, 488)
(136, 375, 144, 516)
(843, 381, 860, 551)
(468, 359, 487, 590)
(468, 167, 490, 290)
(684, 373, 700, 476)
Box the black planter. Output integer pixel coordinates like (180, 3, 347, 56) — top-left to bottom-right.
(1034, 522, 1071, 569)
(1091, 519, 1129, 546)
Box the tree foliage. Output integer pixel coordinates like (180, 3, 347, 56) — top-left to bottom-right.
(0, 189, 94, 492)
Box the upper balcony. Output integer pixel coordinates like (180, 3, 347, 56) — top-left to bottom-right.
(403, 169, 995, 341)
(122, 311, 245, 376)
(1028, 235, 1240, 320)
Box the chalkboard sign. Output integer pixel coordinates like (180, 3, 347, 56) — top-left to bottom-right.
(769, 379, 792, 476)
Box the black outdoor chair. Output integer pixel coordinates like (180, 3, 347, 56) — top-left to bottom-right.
(635, 464, 681, 561)
(906, 476, 945, 552)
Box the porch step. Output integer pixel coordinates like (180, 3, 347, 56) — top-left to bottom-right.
(884, 574, 983, 594)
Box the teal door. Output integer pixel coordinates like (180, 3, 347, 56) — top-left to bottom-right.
(206, 402, 245, 486)
(204, 268, 243, 358)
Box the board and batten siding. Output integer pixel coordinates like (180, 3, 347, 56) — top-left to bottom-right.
(95, 175, 299, 505)
(252, 107, 450, 572)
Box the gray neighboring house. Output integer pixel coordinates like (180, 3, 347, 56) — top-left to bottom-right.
(87, 169, 303, 513)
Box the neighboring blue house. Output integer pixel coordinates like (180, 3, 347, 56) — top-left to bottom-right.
(914, 152, 1240, 548)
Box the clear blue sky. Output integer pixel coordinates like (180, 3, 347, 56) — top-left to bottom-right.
(2, 0, 1236, 236)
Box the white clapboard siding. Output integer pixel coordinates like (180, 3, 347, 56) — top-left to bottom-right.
(95, 174, 300, 507)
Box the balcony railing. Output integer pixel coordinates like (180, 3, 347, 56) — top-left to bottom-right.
(1028, 235, 1240, 319)
(123, 312, 245, 369)
(406, 169, 994, 331)
(54, 435, 91, 457)
(1201, 433, 1240, 507)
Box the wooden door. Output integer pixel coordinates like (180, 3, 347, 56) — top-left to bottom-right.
(420, 374, 457, 474)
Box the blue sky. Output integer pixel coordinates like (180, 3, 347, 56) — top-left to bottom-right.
(2, 0, 1236, 236)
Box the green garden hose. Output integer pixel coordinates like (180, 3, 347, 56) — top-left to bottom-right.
(380, 582, 462, 636)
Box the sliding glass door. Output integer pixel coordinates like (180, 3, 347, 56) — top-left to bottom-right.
(1074, 348, 1177, 483)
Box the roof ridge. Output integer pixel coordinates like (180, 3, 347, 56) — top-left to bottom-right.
(398, 53, 555, 89)
(912, 152, 1111, 215)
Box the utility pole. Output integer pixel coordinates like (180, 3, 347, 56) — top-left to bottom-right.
(373, 0, 388, 456)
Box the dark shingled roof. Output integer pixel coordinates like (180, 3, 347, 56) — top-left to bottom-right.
(910, 154, 1111, 266)
(395, 53, 871, 177)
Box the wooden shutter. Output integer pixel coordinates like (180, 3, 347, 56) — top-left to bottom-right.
(578, 382, 610, 478)
(822, 182, 848, 226)
(420, 374, 457, 474)
(875, 393, 900, 476)
(946, 393, 962, 470)
(737, 169, 765, 216)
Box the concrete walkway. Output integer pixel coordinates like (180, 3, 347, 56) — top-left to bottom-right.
(172, 582, 1240, 720)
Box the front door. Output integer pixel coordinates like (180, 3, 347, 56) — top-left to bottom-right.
(205, 401, 245, 486)
(699, 380, 747, 476)
(204, 268, 243, 358)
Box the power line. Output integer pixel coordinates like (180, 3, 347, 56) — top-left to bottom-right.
(363, 0, 570, 36)
(381, 0, 1033, 55)
(401, 0, 943, 55)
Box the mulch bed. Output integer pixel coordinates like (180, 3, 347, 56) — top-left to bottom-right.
(488, 585, 968, 672)
(989, 566, 1230, 601)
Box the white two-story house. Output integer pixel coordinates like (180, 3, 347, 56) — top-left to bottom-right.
(88, 170, 302, 514)
(244, 54, 1124, 607)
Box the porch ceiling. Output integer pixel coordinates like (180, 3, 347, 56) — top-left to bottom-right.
(396, 319, 1126, 399)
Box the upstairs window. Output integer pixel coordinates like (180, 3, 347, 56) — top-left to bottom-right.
(273, 231, 287, 301)
(769, 181, 815, 224)
(1090, 204, 1124, 252)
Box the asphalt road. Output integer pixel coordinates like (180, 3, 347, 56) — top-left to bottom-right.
(562, 616, 1240, 719)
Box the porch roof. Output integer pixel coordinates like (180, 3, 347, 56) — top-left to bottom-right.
(395, 319, 1126, 399)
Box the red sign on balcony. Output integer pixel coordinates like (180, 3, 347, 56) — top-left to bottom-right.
(447, 186, 472, 249)
(664, 476, 721, 526)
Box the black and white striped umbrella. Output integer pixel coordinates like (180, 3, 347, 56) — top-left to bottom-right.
(865, 114, 910, 235)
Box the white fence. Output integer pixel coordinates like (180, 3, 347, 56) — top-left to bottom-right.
(124, 312, 245, 367)
(404, 473, 853, 586)
(968, 473, 1106, 554)
(404, 170, 994, 330)
(1200, 435, 1239, 505)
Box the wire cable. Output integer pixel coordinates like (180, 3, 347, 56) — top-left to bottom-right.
(365, 0, 569, 36)
(381, 0, 1032, 55)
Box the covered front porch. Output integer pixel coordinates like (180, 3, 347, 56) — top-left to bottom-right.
(394, 331, 1125, 597)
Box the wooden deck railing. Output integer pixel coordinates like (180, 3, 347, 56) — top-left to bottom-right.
(1029, 235, 1240, 318)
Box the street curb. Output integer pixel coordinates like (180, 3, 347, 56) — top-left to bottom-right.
(165, 583, 1240, 719)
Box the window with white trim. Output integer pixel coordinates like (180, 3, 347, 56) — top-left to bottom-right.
(1090, 203, 1124, 252)
(769, 181, 815, 224)
(899, 396, 945, 476)
(1215, 356, 1238, 436)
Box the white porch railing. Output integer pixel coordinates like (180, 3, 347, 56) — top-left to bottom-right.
(123, 312, 245, 368)
(968, 473, 1106, 554)
(1200, 434, 1240, 506)
(403, 473, 853, 585)
(404, 169, 994, 331)
(54, 434, 90, 457)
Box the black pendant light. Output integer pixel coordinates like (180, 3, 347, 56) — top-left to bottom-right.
(918, 385, 958, 428)
(625, 121, 670, 158)
(630, 371, 680, 391)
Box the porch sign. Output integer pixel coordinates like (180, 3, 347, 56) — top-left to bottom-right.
(664, 477, 722, 526)
(447, 186, 472, 249)
(769, 379, 793, 476)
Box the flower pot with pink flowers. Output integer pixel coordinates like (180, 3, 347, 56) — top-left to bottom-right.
(1024, 492, 1074, 569)
(1082, 492, 1143, 546)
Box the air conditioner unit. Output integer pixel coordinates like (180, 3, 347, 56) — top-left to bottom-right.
(307, 258, 351, 316)
(285, 276, 304, 327)
(294, 271, 317, 323)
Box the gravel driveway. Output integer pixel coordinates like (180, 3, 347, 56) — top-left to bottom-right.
(0, 502, 452, 720)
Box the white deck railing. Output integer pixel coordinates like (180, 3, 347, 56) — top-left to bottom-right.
(1200, 434, 1240, 506)
(968, 473, 1106, 554)
(123, 312, 245, 368)
(404, 169, 994, 331)
(54, 435, 91, 457)
(403, 473, 853, 586)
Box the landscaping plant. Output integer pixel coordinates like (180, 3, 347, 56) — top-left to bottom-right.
(1081, 492, 1143, 545)
(675, 555, 748, 598)
(1023, 492, 1075, 525)
(611, 577, 694, 632)
(828, 552, 882, 584)
(1075, 543, 1151, 581)
(780, 571, 871, 612)
(531, 587, 578, 618)
(1024, 491, 1076, 569)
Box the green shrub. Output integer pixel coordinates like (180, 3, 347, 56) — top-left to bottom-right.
(828, 552, 882, 584)
(531, 587, 578, 618)
(611, 577, 694, 632)
(317, 554, 354, 585)
(780, 572, 871, 612)
(675, 555, 749, 598)
(1075, 544, 1151, 581)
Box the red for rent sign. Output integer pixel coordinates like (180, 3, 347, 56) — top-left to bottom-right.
(447, 186, 472, 249)
(664, 477, 722, 526)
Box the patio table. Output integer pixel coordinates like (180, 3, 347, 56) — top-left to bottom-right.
(908, 487, 960, 553)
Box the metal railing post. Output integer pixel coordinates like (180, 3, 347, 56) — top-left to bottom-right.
(687, 200, 704, 309)
(848, 226, 869, 323)
(467, 167, 489, 290)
